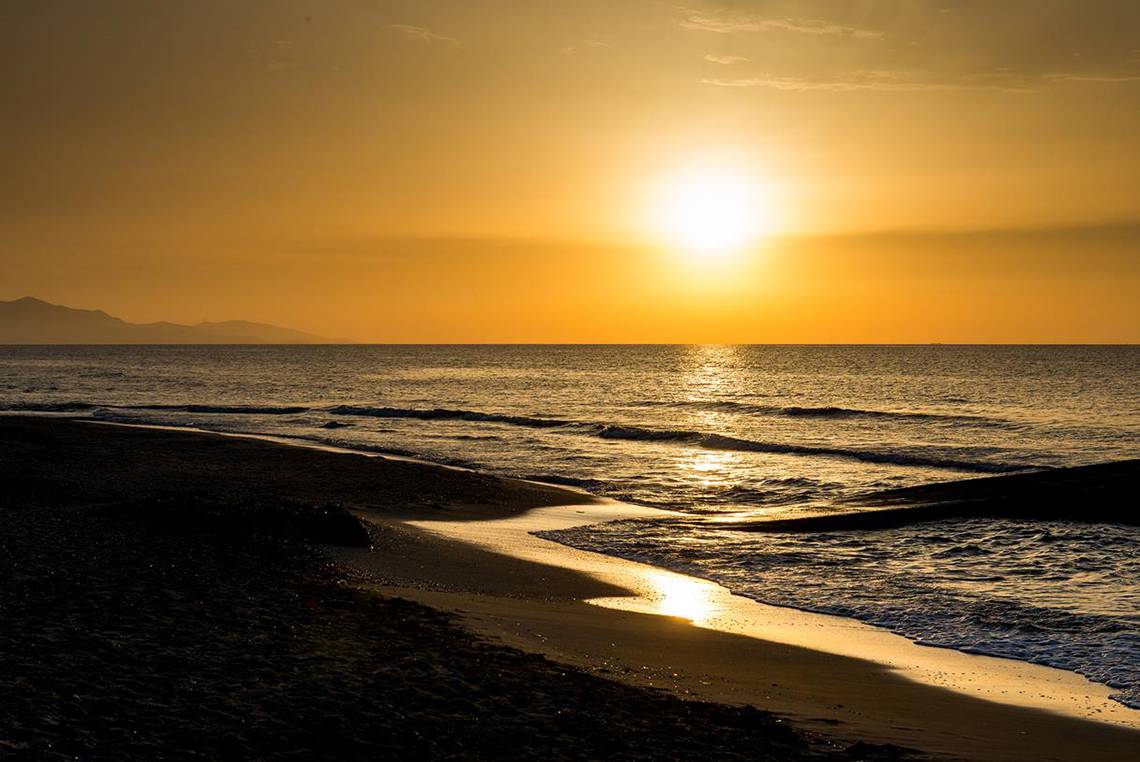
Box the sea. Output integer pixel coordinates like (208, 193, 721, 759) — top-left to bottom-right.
(2, 344, 1137, 706)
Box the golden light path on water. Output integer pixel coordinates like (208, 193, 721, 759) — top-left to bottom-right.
(617, 345, 737, 626)
(641, 570, 720, 626)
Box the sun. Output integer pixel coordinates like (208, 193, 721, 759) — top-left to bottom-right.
(652, 164, 770, 258)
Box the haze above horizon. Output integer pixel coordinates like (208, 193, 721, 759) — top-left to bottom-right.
(3, 1, 1138, 342)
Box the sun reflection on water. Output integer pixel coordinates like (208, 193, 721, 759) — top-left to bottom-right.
(644, 570, 718, 625)
(679, 344, 742, 402)
(672, 345, 749, 494)
(681, 448, 740, 487)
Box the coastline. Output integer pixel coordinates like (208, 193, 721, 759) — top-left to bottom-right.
(4, 416, 1138, 760)
(374, 503, 1139, 761)
(400, 503, 1140, 724)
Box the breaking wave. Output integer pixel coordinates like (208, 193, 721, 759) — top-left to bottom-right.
(631, 399, 1010, 425)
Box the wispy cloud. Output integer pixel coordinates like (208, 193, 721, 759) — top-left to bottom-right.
(702, 66, 1140, 93)
(705, 54, 750, 65)
(247, 39, 300, 72)
(679, 9, 884, 40)
(1043, 72, 1140, 84)
(390, 24, 461, 47)
(562, 39, 611, 55)
(701, 70, 1036, 93)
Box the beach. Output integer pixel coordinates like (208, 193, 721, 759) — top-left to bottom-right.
(8, 0, 1140, 757)
(2, 417, 1137, 761)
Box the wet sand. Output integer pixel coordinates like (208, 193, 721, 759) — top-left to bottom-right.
(370, 503, 1139, 762)
(3, 417, 1138, 760)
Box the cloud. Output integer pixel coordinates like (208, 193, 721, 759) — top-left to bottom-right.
(1043, 72, 1140, 84)
(562, 39, 611, 55)
(701, 67, 1140, 93)
(705, 54, 750, 64)
(700, 70, 1037, 93)
(390, 24, 461, 47)
(679, 9, 884, 40)
(247, 39, 300, 72)
(679, 3, 1140, 92)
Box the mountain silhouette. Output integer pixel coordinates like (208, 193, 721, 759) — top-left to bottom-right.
(0, 297, 337, 344)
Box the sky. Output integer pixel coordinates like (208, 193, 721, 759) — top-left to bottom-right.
(2, 0, 1139, 342)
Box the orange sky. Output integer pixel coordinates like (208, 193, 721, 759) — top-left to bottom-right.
(3, 1, 1139, 342)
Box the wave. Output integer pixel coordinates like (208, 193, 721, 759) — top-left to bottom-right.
(630, 399, 1008, 425)
(327, 405, 573, 429)
(587, 423, 1027, 473)
(332, 409, 1027, 473)
(329, 408, 1024, 473)
(519, 473, 608, 490)
(780, 405, 987, 422)
(1, 400, 314, 415)
(7, 399, 1030, 473)
(0, 401, 100, 412)
(594, 424, 695, 442)
(122, 404, 312, 415)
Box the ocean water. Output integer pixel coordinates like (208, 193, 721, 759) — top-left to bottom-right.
(2, 345, 1138, 704)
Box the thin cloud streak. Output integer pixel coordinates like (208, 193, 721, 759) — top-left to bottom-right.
(1043, 73, 1140, 83)
(679, 9, 884, 40)
(705, 54, 750, 64)
(701, 69, 1140, 93)
(701, 71, 1034, 93)
(390, 24, 462, 47)
(562, 39, 611, 55)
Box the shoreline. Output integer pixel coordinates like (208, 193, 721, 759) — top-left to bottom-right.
(372, 503, 1140, 749)
(5, 416, 1139, 760)
(416, 505, 1140, 724)
(8, 417, 883, 761)
(85, 417, 1139, 722)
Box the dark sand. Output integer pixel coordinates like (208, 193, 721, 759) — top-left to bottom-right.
(1, 417, 904, 760)
(3, 418, 1138, 761)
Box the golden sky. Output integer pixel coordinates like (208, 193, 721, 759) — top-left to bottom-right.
(3, 1, 1139, 342)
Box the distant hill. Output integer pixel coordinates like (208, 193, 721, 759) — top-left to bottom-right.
(0, 297, 337, 344)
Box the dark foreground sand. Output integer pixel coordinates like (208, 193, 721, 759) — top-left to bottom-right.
(2, 418, 1138, 761)
(1, 417, 906, 761)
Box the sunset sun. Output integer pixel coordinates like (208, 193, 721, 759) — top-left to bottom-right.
(654, 165, 770, 258)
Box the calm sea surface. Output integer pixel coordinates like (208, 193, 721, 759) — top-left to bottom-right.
(2, 345, 1138, 704)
